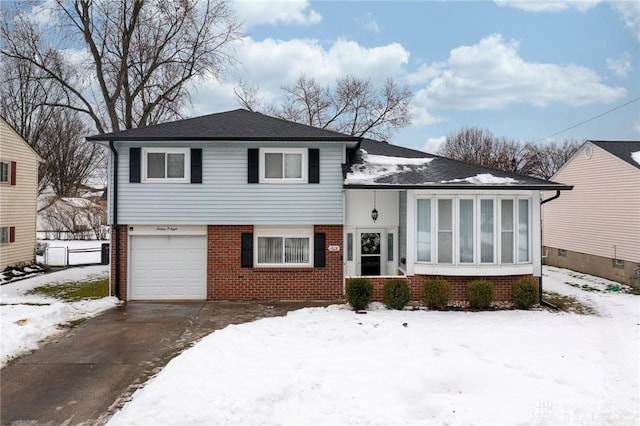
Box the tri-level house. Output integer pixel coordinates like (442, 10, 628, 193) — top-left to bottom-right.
(0, 117, 42, 269)
(87, 109, 571, 302)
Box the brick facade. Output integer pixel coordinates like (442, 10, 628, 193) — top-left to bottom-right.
(363, 274, 534, 304)
(110, 225, 128, 299)
(207, 224, 344, 300)
(111, 223, 532, 303)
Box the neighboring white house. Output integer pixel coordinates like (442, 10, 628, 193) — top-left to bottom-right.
(543, 140, 640, 286)
(0, 117, 42, 269)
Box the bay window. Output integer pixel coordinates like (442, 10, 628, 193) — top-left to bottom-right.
(415, 195, 532, 266)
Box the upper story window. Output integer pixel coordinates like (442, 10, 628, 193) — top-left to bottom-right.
(0, 227, 9, 244)
(0, 161, 10, 184)
(142, 148, 190, 182)
(260, 148, 307, 183)
(415, 195, 531, 266)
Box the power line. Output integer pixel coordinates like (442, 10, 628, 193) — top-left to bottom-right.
(535, 96, 640, 143)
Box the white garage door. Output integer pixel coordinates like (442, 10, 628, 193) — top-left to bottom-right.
(129, 235, 207, 300)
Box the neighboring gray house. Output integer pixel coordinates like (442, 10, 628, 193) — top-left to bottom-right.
(543, 140, 640, 286)
(87, 109, 570, 302)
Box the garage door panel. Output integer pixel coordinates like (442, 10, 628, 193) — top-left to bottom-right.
(130, 235, 207, 300)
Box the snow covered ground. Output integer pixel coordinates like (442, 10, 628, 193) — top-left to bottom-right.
(0, 265, 118, 368)
(108, 266, 639, 426)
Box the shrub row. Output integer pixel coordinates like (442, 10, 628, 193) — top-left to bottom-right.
(345, 277, 539, 311)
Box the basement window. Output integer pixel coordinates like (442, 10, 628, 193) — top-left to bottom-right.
(613, 259, 624, 269)
(558, 249, 567, 257)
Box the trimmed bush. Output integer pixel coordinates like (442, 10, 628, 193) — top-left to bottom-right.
(466, 279, 494, 309)
(345, 278, 373, 311)
(383, 279, 411, 310)
(512, 278, 539, 309)
(423, 278, 450, 310)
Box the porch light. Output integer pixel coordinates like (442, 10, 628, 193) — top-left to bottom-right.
(371, 191, 378, 222)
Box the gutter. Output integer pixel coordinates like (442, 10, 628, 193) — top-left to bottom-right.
(108, 141, 120, 299)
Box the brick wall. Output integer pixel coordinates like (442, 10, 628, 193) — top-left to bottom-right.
(361, 274, 534, 304)
(110, 225, 128, 299)
(207, 224, 344, 300)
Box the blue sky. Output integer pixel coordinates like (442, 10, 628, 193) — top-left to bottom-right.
(191, 0, 640, 153)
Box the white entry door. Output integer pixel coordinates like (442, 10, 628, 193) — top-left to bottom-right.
(129, 235, 207, 300)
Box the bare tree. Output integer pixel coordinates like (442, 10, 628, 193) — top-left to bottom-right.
(438, 127, 527, 172)
(235, 74, 412, 141)
(1, 50, 103, 196)
(438, 127, 580, 178)
(524, 139, 580, 179)
(37, 109, 104, 196)
(1, 0, 241, 134)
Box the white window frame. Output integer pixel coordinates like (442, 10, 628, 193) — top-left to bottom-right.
(259, 148, 307, 183)
(415, 197, 433, 263)
(0, 227, 9, 244)
(254, 226, 314, 267)
(0, 161, 10, 184)
(141, 147, 190, 183)
(414, 195, 532, 266)
(478, 197, 497, 265)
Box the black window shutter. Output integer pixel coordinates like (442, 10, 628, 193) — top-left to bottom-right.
(191, 148, 202, 183)
(309, 148, 320, 184)
(129, 147, 141, 183)
(247, 149, 259, 183)
(241, 233, 253, 267)
(314, 232, 326, 267)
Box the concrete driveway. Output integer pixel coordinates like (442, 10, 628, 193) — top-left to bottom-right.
(0, 300, 330, 425)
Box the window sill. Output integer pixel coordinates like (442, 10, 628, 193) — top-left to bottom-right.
(253, 267, 314, 272)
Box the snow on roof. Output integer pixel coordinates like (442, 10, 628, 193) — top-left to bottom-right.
(344, 149, 433, 185)
(441, 173, 519, 185)
(632, 151, 640, 166)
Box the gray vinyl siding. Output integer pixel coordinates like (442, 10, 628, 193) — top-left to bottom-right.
(112, 141, 345, 225)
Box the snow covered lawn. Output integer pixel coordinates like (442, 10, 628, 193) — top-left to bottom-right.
(1, 265, 119, 368)
(108, 267, 639, 426)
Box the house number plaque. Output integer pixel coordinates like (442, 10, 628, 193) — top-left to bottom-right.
(328, 245, 340, 252)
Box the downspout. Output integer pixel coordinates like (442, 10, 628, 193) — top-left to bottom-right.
(539, 190, 562, 309)
(108, 141, 120, 299)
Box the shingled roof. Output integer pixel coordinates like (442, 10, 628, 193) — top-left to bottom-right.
(87, 109, 362, 143)
(589, 140, 640, 170)
(345, 139, 572, 190)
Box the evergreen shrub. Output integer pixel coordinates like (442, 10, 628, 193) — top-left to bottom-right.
(345, 278, 373, 311)
(383, 279, 411, 310)
(423, 278, 450, 310)
(466, 279, 494, 309)
(512, 278, 539, 309)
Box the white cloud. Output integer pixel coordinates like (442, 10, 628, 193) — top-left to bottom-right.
(610, 1, 640, 42)
(420, 34, 626, 111)
(494, 0, 600, 13)
(606, 53, 632, 77)
(232, 0, 321, 27)
(357, 12, 381, 34)
(192, 37, 411, 115)
(423, 136, 446, 154)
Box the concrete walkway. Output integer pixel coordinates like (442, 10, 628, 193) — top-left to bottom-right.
(0, 301, 329, 425)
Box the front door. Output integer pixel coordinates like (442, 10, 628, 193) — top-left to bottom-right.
(360, 232, 381, 276)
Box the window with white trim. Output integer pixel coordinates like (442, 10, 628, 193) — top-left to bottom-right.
(260, 148, 306, 183)
(0, 227, 9, 244)
(415, 196, 532, 266)
(0, 161, 9, 183)
(255, 227, 313, 267)
(142, 148, 190, 182)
